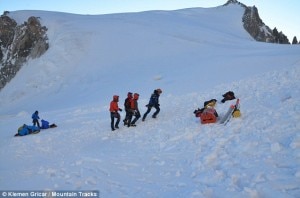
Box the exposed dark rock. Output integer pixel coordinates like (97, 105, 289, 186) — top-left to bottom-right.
(0, 13, 49, 90)
(0, 15, 17, 48)
(224, 0, 290, 44)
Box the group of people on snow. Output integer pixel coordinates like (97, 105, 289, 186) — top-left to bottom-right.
(109, 88, 162, 131)
(15, 89, 238, 136)
(14, 111, 57, 136)
(15, 88, 162, 136)
(31, 111, 57, 129)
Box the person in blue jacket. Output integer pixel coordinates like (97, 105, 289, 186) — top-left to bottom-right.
(142, 88, 162, 121)
(32, 111, 40, 128)
(40, 119, 57, 129)
(15, 124, 40, 136)
(41, 119, 50, 129)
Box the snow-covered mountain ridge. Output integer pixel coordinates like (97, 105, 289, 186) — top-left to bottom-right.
(0, 0, 291, 94)
(0, 4, 300, 197)
(1, 4, 299, 113)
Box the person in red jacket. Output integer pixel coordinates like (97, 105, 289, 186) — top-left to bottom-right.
(109, 95, 122, 131)
(127, 93, 141, 127)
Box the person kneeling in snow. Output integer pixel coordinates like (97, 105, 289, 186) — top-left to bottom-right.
(123, 92, 133, 126)
(41, 119, 57, 129)
(221, 91, 235, 103)
(194, 99, 218, 116)
(194, 99, 218, 124)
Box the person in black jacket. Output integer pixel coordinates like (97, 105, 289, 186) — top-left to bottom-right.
(123, 92, 133, 126)
(221, 91, 235, 103)
(142, 89, 162, 121)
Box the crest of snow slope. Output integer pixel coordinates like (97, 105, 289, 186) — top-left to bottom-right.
(1, 4, 299, 113)
(1, 4, 300, 198)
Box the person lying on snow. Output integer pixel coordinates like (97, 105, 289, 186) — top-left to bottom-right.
(14, 124, 40, 136)
(221, 91, 236, 103)
(41, 119, 57, 129)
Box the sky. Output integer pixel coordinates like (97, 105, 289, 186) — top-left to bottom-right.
(0, 0, 299, 42)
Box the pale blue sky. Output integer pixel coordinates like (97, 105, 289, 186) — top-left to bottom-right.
(1, 0, 299, 42)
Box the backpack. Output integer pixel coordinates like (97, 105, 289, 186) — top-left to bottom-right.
(200, 108, 218, 124)
(232, 109, 241, 118)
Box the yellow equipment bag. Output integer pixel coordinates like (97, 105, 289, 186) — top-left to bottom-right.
(232, 109, 241, 118)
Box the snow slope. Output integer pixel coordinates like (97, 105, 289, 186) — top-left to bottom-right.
(1, 4, 300, 197)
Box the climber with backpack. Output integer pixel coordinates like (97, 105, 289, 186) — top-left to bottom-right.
(41, 119, 57, 129)
(142, 88, 162, 121)
(127, 93, 141, 127)
(123, 92, 133, 126)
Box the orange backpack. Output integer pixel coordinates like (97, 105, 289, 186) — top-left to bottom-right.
(200, 108, 217, 124)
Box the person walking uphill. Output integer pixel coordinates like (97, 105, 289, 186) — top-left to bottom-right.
(109, 95, 122, 131)
(32, 110, 40, 128)
(128, 93, 141, 127)
(142, 88, 162, 121)
(123, 92, 133, 126)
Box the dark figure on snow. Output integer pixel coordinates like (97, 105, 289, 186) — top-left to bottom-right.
(123, 92, 133, 126)
(32, 110, 40, 128)
(109, 95, 122, 131)
(221, 91, 235, 103)
(142, 88, 162, 121)
(127, 93, 141, 127)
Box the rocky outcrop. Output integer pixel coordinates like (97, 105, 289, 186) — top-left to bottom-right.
(242, 6, 274, 42)
(224, 0, 290, 44)
(0, 12, 49, 90)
